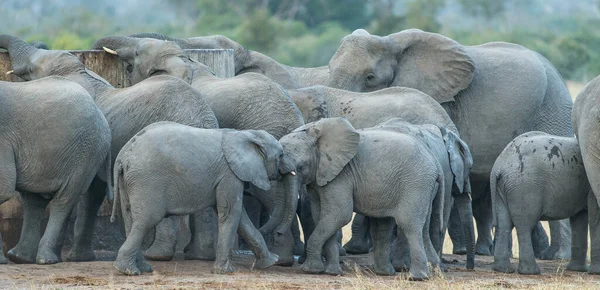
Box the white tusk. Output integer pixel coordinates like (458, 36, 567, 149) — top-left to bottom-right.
(102, 47, 118, 55)
(5, 70, 13, 75)
(290, 171, 296, 176)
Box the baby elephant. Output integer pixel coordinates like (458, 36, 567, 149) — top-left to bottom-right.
(491, 132, 590, 275)
(111, 121, 299, 275)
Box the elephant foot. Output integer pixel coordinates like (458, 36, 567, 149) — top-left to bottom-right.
(518, 261, 541, 275)
(0, 254, 7, 264)
(212, 261, 236, 274)
(7, 246, 36, 264)
(453, 246, 467, 255)
(324, 263, 343, 276)
(392, 256, 410, 272)
(539, 245, 571, 260)
(274, 254, 295, 267)
(255, 253, 278, 270)
(588, 263, 600, 275)
(293, 241, 305, 256)
(338, 244, 347, 256)
(114, 260, 140, 276)
(300, 257, 325, 274)
(67, 247, 96, 262)
(566, 260, 588, 272)
(408, 268, 430, 281)
(492, 260, 515, 273)
(136, 258, 154, 274)
(475, 241, 493, 256)
(373, 262, 396, 276)
(343, 238, 371, 255)
(298, 254, 306, 264)
(184, 247, 216, 261)
(36, 247, 61, 265)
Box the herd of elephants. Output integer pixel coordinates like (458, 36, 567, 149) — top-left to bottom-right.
(0, 27, 599, 281)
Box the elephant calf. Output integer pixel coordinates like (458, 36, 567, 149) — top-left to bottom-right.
(111, 122, 299, 275)
(491, 132, 590, 275)
(279, 118, 443, 280)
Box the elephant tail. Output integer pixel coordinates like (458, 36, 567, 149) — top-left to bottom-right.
(490, 166, 503, 228)
(104, 150, 113, 202)
(110, 159, 123, 224)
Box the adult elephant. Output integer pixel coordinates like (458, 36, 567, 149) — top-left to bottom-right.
(92, 36, 305, 265)
(327, 28, 574, 258)
(128, 32, 329, 89)
(572, 75, 600, 273)
(289, 85, 474, 268)
(0, 73, 111, 263)
(0, 34, 220, 262)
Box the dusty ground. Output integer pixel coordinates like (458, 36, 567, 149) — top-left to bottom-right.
(1, 248, 600, 289)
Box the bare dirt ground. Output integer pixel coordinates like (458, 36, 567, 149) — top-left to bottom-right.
(2, 249, 600, 289)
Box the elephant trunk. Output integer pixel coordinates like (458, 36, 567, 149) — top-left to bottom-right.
(0, 34, 38, 76)
(90, 36, 141, 61)
(455, 193, 475, 269)
(276, 173, 299, 235)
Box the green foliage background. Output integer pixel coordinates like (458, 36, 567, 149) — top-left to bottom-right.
(3, 0, 600, 81)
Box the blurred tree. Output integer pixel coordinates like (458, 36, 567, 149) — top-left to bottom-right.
(235, 8, 279, 53)
(457, 0, 505, 19)
(405, 0, 445, 32)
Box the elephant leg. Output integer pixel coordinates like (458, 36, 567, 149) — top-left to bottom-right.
(396, 215, 430, 280)
(144, 216, 177, 261)
(297, 185, 315, 264)
(336, 230, 346, 256)
(391, 228, 411, 272)
(241, 195, 262, 250)
(37, 182, 87, 264)
(115, 220, 157, 275)
(515, 223, 541, 275)
(531, 222, 550, 258)
(212, 179, 243, 274)
(237, 207, 278, 269)
(539, 220, 571, 260)
(0, 232, 7, 264)
(343, 214, 372, 254)
(422, 205, 441, 272)
(447, 205, 466, 254)
(566, 210, 588, 272)
(291, 217, 304, 256)
(492, 198, 515, 273)
(472, 181, 493, 256)
(7, 191, 49, 264)
(370, 217, 395, 276)
(68, 177, 106, 262)
(588, 193, 600, 274)
(185, 207, 217, 260)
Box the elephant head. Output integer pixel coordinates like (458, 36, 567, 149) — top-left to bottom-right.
(92, 36, 214, 84)
(0, 34, 83, 81)
(222, 130, 298, 235)
(328, 29, 476, 103)
(279, 117, 360, 187)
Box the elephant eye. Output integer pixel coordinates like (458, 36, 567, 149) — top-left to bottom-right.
(366, 73, 375, 82)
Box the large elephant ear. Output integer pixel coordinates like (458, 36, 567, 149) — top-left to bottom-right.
(305, 118, 360, 186)
(222, 131, 271, 191)
(389, 29, 475, 103)
(441, 127, 473, 193)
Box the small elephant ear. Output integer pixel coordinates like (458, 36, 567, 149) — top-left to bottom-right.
(289, 88, 329, 123)
(222, 131, 271, 191)
(306, 118, 360, 186)
(243, 50, 299, 89)
(441, 127, 473, 193)
(388, 29, 475, 103)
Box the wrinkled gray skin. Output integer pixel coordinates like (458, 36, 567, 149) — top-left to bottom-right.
(373, 119, 475, 270)
(572, 75, 600, 274)
(289, 85, 475, 267)
(328, 28, 574, 258)
(0, 73, 111, 264)
(111, 122, 299, 275)
(279, 117, 443, 279)
(91, 36, 305, 265)
(0, 35, 220, 262)
(128, 32, 329, 89)
(491, 132, 590, 274)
